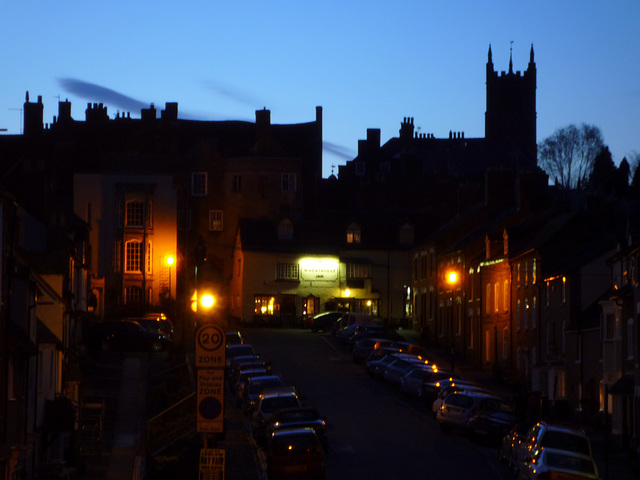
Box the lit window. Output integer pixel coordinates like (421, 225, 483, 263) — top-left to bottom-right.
(494, 282, 499, 312)
(125, 200, 144, 227)
(276, 263, 299, 280)
(503, 280, 509, 312)
(532, 259, 537, 284)
(485, 283, 491, 314)
(192, 172, 208, 196)
(346, 223, 361, 244)
(282, 173, 296, 192)
(125, 240, 142, 272)
(532, 296, 537, 329)
(209, 210, 223, 231)
(254, 295, 277, 316)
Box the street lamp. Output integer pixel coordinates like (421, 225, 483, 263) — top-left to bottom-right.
(166, 255, 175, 300)
(446, 269, 460, 372)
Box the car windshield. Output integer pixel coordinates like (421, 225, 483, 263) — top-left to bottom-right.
(272, 433, 318, 454)
(541, 431, 591, 455)
(228, 345, 254, 358)
(262, 396, 300, 413)
(544, 451, 596, 475)
(278, 410, 318, 422)
(249, 378, 282, 394)
(445, 394, 475, 408)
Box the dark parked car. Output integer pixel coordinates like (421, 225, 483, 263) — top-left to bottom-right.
(241, 374, 285, 415)
(143, 312, 174, 340)
(86, 319, 171, 352)
(264, 407, 329, 452)
(225, 344, 257, 375)
(265, 427, 326, 480)
(309, 311, 343, 333)
(467, 406, 516, 443)
(225, 330, 244, 346)
(352, 337, 395, 364)
(347, 324, 401, 351)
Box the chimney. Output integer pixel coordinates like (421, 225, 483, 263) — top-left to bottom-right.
(23, 92, 44, 136)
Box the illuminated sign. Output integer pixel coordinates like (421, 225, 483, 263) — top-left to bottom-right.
(299, 258, 338, 281)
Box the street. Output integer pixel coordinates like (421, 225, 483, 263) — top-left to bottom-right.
(241, 328, 513, 480)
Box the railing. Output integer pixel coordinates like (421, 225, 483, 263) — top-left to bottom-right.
(146, 391, 196, 456)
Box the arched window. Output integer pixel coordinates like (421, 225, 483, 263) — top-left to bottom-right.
(346, 223, 361, 244)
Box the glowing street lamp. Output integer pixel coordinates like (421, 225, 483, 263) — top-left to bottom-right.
(446, 271, 458, 286)
(166, 255, 175, 300)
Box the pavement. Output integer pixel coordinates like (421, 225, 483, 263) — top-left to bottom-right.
(77, 328, 638, 480)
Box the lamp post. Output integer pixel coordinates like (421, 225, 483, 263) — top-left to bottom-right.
(446, 270, 459, 373)
(166, 255, 175, 300)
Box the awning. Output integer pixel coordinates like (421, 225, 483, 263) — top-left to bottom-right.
(609, 374, 635, 396)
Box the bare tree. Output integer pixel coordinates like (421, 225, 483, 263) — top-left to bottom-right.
(538, 124, 604, 189)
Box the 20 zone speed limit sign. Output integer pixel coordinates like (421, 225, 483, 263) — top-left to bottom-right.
(196, 324, 226, 368)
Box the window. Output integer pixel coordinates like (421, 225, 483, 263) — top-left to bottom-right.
(281, 173, 296, 192)
(494, 282, 499, 313)
(346, 223, 361, 244)
(125, 286, 143, 304)
(232, 174, 242, 192)
(485, 283, 491, 314)
(524, 262, 528, 286)
(278, 220, 293, 240)
(146, 241, 152, 274)
(516, 264, 521, 288)
(562, 276, 566, 303)
(125, 240, 142, 272)
(347, 263, 371, 279)
(532, 296, 537, 329)
(532, 259, 537, 284)
(125, 200, 144, 227)
(192, 172, 208, 196)
(255, 295, 277, 316)
(516, 299, 521, 330)
(276, 263, 299, 280)
(209, 210, 223, 231)
(503, 280, 509, 311)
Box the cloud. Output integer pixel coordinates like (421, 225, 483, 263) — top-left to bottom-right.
(57, 78, 150, 113)
(201, 80, 266, 108)
(323, 140, 355, 161)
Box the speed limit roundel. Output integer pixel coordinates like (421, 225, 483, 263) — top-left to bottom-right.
(197, 324, 225, 352)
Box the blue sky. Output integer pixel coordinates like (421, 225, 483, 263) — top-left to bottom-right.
(1, 1, 638, 177)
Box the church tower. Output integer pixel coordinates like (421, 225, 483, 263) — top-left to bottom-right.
(485, 44, 537, 170)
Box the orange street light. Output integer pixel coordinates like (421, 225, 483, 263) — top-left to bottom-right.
(446, 271, 458, 285)
(166, 255, 175, 300)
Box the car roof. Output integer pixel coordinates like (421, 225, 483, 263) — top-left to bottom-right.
(259, 387, 299, 400)
(270, 426, 317, 437)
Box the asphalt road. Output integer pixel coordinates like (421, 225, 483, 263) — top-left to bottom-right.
(241, 328, 513, 480)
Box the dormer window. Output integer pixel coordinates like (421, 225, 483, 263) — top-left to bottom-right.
(346, 223, 361, 244)
(278, 219, 293, 240)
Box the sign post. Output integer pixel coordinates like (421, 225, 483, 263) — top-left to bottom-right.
(196, 323, 226, 478)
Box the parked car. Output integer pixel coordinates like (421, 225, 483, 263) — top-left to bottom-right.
(382, 356, 430, 386)
(421, 377, 475, 405)
(331, 312, 374, 336)
(309, 311, 343, 333)
(517, 447, 600, 480)
(225, 344, 257, 375)
(513, 422, 593, 477)
(265, 427, 326, 480)
(86, 319, 171, 352)
(233, 367, 270, 406)
(347, 324, 400, 351)
(367, 352, 425, 380)
(264, 406, 328, 451)
(242, 374, 285, 415)
(467, 404, 516, 443)
(384, 341, 430, 359)
(225, 330, 244, 346)
(431, 382, 493, 414)
(352, 337, 395, 364)
(399, 366, 453, 398)
(143, 312, 175, 340)
(128, 317, 172, 342)
(251, 389, 303, 443)
(435, 390, 505, 434)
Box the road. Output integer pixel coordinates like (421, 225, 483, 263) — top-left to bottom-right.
(241, 328, 512, 480)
